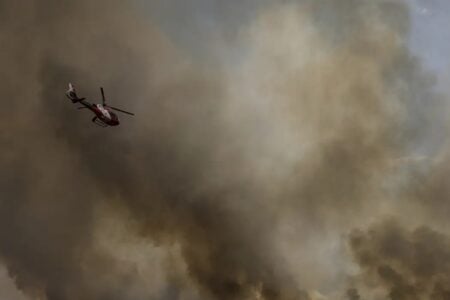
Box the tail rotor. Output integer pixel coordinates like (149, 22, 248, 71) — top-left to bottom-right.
(66, 83, 85, 103)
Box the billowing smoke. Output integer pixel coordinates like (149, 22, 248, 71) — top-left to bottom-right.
(0, 0, 448, 299)
(349, 220, 450, 299)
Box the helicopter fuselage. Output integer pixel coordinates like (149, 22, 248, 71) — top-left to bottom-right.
(91, 103, 119, 126)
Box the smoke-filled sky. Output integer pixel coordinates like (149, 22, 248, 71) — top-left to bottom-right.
(1, 1, 450, 299)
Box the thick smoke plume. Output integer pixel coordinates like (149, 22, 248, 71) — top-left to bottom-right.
(0, 0, 448, 299)
(350, 220, 450, 299)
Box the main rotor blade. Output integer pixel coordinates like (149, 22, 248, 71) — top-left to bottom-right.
(100, 87, 106, 106)
(109, 106, 135, 116)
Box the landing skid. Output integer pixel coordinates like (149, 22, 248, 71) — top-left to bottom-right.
(92, 117, 108, 127)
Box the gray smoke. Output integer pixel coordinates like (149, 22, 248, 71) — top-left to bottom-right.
(0, 0, 448, 299)
(349, 220, 450, 299)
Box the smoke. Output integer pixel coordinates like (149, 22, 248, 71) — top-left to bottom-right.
(0, 0, 448, 299)
(349, 220, 450, 299)
(346, 288, 360, 300)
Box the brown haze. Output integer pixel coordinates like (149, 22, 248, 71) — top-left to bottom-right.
(0, 0, 449, 299)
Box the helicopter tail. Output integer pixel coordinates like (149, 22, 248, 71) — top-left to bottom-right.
(66, 83, 85, 103)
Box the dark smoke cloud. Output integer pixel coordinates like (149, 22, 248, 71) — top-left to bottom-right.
(346, 288, 360, 300)
(349, 220, 450, 299)
(1, 0, 309, 298)
(0, 0, 447, 300)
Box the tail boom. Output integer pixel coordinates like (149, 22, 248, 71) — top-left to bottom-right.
(66, 83, 85, 103)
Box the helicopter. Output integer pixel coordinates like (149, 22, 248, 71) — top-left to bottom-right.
(65, 83, 134, 127)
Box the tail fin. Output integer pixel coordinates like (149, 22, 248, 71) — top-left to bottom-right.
(66, 83, 85, 103)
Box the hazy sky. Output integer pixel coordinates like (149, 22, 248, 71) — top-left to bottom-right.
(409, 0, 450, 86)
(139, 0, 450, 86)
